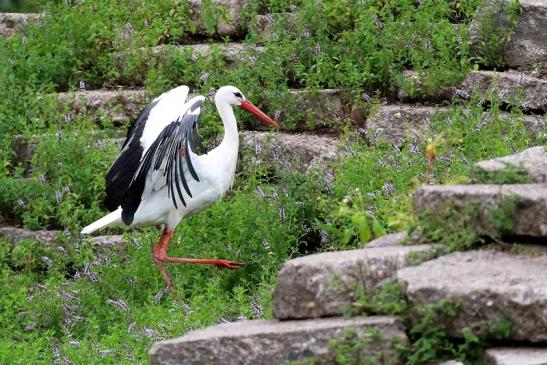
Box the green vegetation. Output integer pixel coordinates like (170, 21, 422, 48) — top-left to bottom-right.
(471, 163, 533, 184)
(0, 0, 542, 363)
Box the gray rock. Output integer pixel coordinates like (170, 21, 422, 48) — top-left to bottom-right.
(240, 131, 340, 172)
(365, 232, 408, 249)
(436, 361, 464, 365)
(396, 70, 456, 102)
(114, 43, 264, 73)
(0, 12, 41, 37)
(486, 348, 547, 365)
(470, 0, 547, 71)
(462, 70, 547, 111)
(57, 89, 149, 125)
(149, 316, 407, 365)
(473, 146, 547, 183)
(0, 226, 124, 247)
(188, 0, 247, 38)
(397, 250, 547, 342)
(272, 243, 436, 320)
(366, 105, 444, 144)
(413, 184, 547, 238)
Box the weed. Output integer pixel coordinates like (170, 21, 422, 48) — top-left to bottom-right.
(471, 163, 533, 184)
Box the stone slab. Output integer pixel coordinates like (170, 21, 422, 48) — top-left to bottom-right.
(413, 184, 547, 238)
(272, 243, 436, 319)
(188, 0, 247, 38)
(365, 232, 408, 249)
(240, 131, 340, 172)
(0, 226, 124, 247)
(397, 250, 547, 342)
(486, 348, 547, 365)
(473, 146, 547, 183)
(149, 316, 407, 365)
(57, 89, 148, 125)
(472, 0, 547, 71)
(0, 12, 41, 37)
(462, 70, 547, 111)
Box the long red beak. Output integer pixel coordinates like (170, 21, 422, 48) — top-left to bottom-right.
(239, 100, 279, 128)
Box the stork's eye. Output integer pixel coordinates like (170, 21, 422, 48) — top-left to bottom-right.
(234, 92, 242, 98)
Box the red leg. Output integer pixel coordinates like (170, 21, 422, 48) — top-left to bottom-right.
(153, 228, 175, 289)
(154, 228, 245, 272)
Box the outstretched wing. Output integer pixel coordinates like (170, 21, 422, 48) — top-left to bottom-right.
(121, 96, 205, 225)
(103, 86, 190, 211)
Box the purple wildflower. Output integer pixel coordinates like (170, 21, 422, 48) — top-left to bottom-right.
(83, 263, 98, 283)
(199, 72, 209, 82)
(190, 53, 198, 62)
(55, 190, 62, 204)
(79, 80, 86, 92)
(106, 298, 129, 313)
(42, 256, 53, 268)
(454, 88, 470, 100)
(409, 144, 420, 154)
(383, 182, 395, 195)
(361, 92, 372, 102)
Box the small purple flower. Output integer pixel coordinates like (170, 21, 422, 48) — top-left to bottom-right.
(79, 80, 86, 92)
(279, 206, 286, 222)
(249, 55, 257, 63)
(199, 72, 209, 82)
(263, 14, 274, 26)
(16, 199, 27, 209)
(141, 327, 161, 339)
(424, 38, 431, 50)
(358, 127, 367, 136)
(314, 43, 321, 55)
(250, 301, 263, 316)
(190, 53, 198, 62)
(255, 186, 266, 199)
(38, 175, 46, 185)
(289, 4, 299, 11)
(274, 109, 281, 121)
(106, 298, 129, 313)
(236, 314, 247, 321)
(144, 19, 150, 27)
(254, 140, 262, 154)
(57, 246, 67, 254)
(374, 128, 383, 138)
(126, 277, 136, 288)
(454, 88, 470, 100)
(361, 92, 372, 102)
(128, 322, 136, 333)
(445, 115, 452, 125)
(517, 71, 524, 84)
(55, 190, 62, 204)
(83, 263, 98, 283)
(383, 182, 395, 195)
(409, 144, 420, 154)
(42, 256, 53, 268)
(424, 117, 432, 128)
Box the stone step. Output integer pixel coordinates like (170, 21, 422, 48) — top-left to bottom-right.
(272, 233, 436, 320)
(462, 70, 546, 112)
(240, 131, 340, 172)
(0, 12, 41, 37)
(485, 348, 547, 365)
(57, 89, 148, 126)
(11, 131, 341, 175)
(470, 0, 547, 72)
(0, 226, 124, 247)
(397, 249, 547, 343)
(472, 146, 547, 183)
(149, 315, 407, 365)
(113, 43, 264, 74)
(413, 184, 547, 238)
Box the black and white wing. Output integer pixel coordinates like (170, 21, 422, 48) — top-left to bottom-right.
(103, 85, 189, 212)
(121, 96, 205, 225)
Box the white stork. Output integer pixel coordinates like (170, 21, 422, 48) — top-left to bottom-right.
(81, 85, 278, 288)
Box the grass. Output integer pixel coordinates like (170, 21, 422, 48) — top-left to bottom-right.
(0, 0, 544, 363)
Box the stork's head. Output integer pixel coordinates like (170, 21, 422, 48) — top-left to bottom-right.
(216, 86, 279, 127)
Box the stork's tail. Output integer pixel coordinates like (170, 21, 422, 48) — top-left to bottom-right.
(81, 208, 122, 235)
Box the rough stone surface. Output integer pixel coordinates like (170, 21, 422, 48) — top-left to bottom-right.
(240, 131, 340, 172)
(473, 146, 547, 183)
(396, 70, 456, 102)
(272, 243, 436, 319)
(486, 348, 547, 365)
(471, 0, 547, 71)
(365, 232, 408, 249)
(0, 226, 124, 247)
(437, 361, 464, 365)
(366, 105, 443, 144)
(57, 89, 148, 125)
(0, 12, 41, 37)
(114, 43, 263, 71)
(188, 0, 247, 38)
(398, 250, 547, 343)
(249, 89, 361, 132)
(149, 316, 407, 365)
(462, 70, 547, 111)
(414, 184, 547, 238)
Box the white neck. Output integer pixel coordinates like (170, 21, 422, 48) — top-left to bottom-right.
(215, 97, 239, 154)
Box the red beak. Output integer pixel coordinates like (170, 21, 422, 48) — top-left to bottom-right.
(239, 100, 279, 128)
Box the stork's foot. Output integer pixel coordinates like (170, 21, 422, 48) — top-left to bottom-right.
(211, 259, 245, 270)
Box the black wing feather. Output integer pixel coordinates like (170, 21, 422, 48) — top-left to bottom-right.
(121, 99, 204, 225)
(103, 99, 159, 211)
